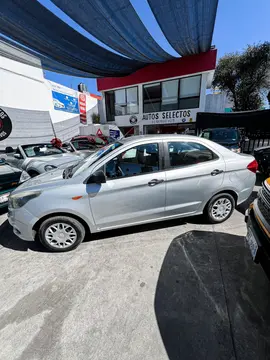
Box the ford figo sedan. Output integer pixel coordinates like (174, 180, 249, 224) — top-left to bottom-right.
(8, 135, 257, 252)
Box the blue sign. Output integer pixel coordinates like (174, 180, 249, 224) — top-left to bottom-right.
(109, 129, 120, 139)
(52, 91, 79, 114)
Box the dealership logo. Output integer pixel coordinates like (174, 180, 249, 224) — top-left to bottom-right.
(0, 108, 12, 141)
(129, 115, 138, 124)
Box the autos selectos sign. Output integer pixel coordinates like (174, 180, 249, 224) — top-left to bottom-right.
(142, 110, 194, 124)
(0, 108, 12, 141)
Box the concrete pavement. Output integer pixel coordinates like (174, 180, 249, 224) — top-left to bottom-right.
(0, 192, 269, 360)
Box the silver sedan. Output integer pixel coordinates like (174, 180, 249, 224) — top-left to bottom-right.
(8, 135, 257, 252)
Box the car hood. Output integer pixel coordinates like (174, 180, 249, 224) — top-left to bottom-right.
(13, 168, 66, 193)
(0, 163, 21, 176)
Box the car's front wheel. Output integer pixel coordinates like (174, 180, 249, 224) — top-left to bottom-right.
(205, 193, 235, 224)
(39, 216, 85, 252)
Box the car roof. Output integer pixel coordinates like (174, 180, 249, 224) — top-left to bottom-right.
(120, 134, 202, 144)
(202, 128, 239, 131)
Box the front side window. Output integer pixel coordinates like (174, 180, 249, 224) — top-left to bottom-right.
(106, 143, 159, 179)
(143, 83, 161, 113)
(179, 75, 201, 109)
(167, 141, 217, 168)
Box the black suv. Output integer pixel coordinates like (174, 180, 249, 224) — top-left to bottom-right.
(200, 128, 242, 153)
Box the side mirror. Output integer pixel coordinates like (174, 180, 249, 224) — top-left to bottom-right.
(14, 153, 22, 159)
(86, 169, 106, 184)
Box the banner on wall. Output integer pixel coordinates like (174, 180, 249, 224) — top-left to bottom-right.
(52, 91, 79, 114)
(79, 93, 87, 125)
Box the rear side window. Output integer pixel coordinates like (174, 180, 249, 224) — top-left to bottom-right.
(167, 142, 217, 168)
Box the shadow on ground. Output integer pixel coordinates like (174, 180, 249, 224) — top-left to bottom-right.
(0, 216, 187, 252)
(155, 230, 270, 360)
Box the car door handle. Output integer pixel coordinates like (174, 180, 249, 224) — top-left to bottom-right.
(211, 169, 224, 176)
(148, 179, 164, 186)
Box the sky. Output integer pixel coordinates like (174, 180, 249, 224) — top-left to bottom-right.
(41, 0, 270, 95)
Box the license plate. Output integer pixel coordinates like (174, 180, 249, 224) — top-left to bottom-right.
(0, 193, 10, 204)
(246, 227, 259, 260)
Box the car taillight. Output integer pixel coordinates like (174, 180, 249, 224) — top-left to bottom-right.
(247, 159, 258, 173)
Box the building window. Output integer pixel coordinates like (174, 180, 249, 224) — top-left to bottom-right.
(161, 79, 179, 111)
(127, 87, 138, 114)
(105, 91, 115, 122)
(179, 75, 201, 109)
(143, 83, 161, 113)
(115, 89, 126, 115)
(114, 87, 138, 116)
(142, 75, 201, 113)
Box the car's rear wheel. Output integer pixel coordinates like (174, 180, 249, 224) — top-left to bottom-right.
(205, 193, 235, 224)
(39, 216, 85, 252)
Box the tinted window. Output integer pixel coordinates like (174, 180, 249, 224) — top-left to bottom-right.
(167, 142, 217, 168)
(202, 129, 240, 142)
(72, 140, 95, 150)
(106, 143, 159, 179)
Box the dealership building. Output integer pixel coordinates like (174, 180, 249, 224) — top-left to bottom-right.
(97, 50, 217, 135)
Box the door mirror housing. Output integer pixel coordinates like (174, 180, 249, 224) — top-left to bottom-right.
(14, 153, 23, 159)
(86, 170, 106, 184)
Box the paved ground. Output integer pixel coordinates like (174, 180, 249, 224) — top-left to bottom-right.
(0, 184, 270, 360)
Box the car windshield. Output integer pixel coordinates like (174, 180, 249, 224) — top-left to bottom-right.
(21, 144, 64, 157)
(71, 140, 95, 150)
(69, 141, 123, 178)
(201, 129, 240, 142)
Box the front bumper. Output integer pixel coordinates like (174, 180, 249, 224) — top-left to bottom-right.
(8, 207, 38, 241)
(245, 200, 270, 264)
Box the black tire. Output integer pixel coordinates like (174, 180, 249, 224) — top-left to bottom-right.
(204, 193, 235, 224)
(39, 216, 85, 252)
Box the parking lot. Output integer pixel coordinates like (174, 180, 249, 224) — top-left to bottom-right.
(0, 182, 270, 360)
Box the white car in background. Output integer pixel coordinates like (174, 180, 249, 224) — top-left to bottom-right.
(53, 99, 65, 109)
(5, 143, 85, 178)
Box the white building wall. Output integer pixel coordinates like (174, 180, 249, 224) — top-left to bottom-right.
(0, 49, 98, 150)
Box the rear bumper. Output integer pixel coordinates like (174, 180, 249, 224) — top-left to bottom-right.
(8, 207, 38, 241)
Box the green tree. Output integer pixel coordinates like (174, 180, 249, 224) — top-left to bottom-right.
(91, 112, 100, 124)
(213, 42, 270, 111)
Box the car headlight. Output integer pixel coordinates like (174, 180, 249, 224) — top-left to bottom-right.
(44, 164, 57, 172)
(9, 191, 41, 209)
(19, 170, 30, 183)
(231, 147, 241, 153)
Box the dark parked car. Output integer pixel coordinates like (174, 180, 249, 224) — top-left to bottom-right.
(200, 128, 242, 153)
(245, 178, 270, 279)
(253, 146, 270, 176)
(0, 156, 30, 208)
